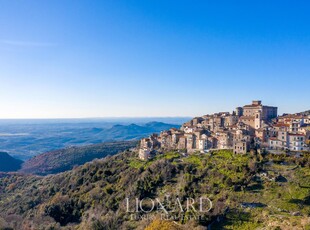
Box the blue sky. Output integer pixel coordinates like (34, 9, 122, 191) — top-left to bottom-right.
(0, 1, 309, 118)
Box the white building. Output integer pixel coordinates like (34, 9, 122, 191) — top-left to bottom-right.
(269, 132, 308, 151)
(288, 133, 306, 151)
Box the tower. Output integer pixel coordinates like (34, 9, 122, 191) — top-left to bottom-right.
(235, 107, 243, 117)
(255, 111, 261, 129)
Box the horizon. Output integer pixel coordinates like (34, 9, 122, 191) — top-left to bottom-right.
(0, 101, 307, 120)
(1, 1, 310, 118)
(0, 117, 191, 126)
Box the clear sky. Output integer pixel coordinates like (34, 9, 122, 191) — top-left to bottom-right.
(0, 0, 309, 118)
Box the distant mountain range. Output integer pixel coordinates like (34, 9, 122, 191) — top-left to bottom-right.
(102, 122, 179, 141)
(0, 152, 23, 172)
(17, 122, 177, 175)
(0, 121, 180, 160)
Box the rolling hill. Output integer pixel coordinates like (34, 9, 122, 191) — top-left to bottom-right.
(0, 152, 23, 172)
(19, 141, 137, 175)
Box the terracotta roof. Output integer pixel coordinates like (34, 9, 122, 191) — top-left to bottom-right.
(240, 116, 255, 120)
(243, 104, 261, 108)
(288, 133, 305, 137)
(274, 123, 290, 127)
(279, 114, 304, 119)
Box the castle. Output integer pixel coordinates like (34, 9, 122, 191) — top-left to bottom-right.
(139, 100, 310, 160)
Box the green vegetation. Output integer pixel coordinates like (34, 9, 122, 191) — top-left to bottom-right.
(20, 141, 137, 175)
(183, 154, 204, 167)
(0, 149, 309, 229)
(129, 159, 145, 169)
(128, 151, 181, 170)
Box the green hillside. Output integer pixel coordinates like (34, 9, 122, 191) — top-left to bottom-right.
(20, 141, 137, 175)
(0, 150, 309, 229)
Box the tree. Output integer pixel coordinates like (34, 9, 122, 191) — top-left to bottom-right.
(145, 219, 182, 230)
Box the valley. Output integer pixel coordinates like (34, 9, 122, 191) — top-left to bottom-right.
(0, 119, 184, 160)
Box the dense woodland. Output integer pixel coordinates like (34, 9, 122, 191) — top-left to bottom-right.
(0, 149, 309, 229)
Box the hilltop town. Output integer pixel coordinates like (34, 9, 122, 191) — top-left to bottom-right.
(139, 100, 310, 160)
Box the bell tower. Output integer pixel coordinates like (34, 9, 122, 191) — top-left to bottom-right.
(255, 111, 261, 129)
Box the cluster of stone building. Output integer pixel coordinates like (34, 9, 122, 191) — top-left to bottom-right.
(139, 100, 310, 160)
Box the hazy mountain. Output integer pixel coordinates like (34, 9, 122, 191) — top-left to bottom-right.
(144, 121, 180, 131)
(102, 122, 179, 141)
(0, 120, 180, 160)
(0, 152, 23, 172)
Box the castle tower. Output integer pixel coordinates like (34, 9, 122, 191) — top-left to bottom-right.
(255, 111, 262, 129)
(235, 107, 243, 117)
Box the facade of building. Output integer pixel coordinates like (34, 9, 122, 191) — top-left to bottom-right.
(269, 132, 308, 151)
(242, 100, 278, 121)
(233, 140, 249, 154)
